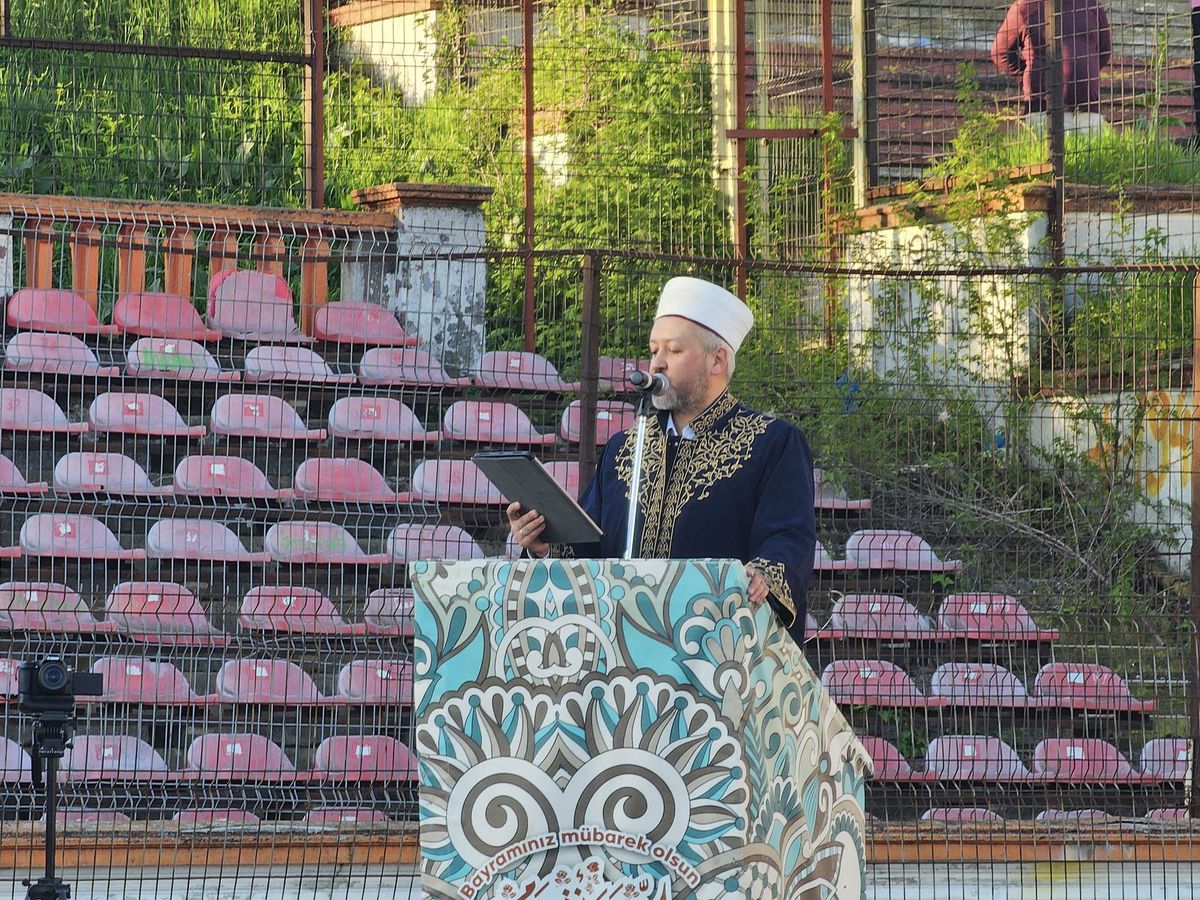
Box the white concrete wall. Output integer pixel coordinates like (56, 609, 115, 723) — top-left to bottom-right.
(337, 13, 438, 104)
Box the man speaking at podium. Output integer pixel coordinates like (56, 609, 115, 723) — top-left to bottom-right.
(508, 276, 817, 644)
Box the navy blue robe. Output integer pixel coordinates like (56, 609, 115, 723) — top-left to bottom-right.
(552, 390, 817, 643)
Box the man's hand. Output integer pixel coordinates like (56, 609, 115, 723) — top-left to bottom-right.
(745, 563, 769, 606)
(507, 502, 549, 558)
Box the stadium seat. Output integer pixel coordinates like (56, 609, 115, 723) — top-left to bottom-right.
(104, 581, 226, 644)
(91, 657, 204, 705)
(313, 301, 417, 346)
(844, 529, 962, 571)
(210, 394, 325, 441)
(61, 735, 173, 780)
(0, 658, 18, 696)
(441, 400, 557, 445)
(337, 660, 413, 704)
(545, 461, 581, 497)
(937, 593, 1058, 641)
(1146, 808, 1189, 822)
(920, 808, 1004, 824)
(113, 291, 222, 341)
(173, 455, 292, 500)
(929, 663, 1037, 708)
(54, 452, 171, 496)
(559, 400, 637, 444)
(212, 658, 332, 706)
(207, 269, 311, 342)
(0, 454, 48, 495)
(264, 521, 389, 565)
(362, 588, 413, 636)
(242, 345, 354, 385)
(302, 808, 391, 826)
(4, 332, 119, 376)
(813, 468, 872, 511)
(172, 809, 261, 828)
(52, 810, 133, 827)
(20, 514, 141, 560)
(813, 539, 854, 572)
(145, 519, 269, 564)
(239, 586, 366, 635)
(820, 660, 943, 707)
(182, 733, 301, 781)
(410, 460, 504, 505)
(88, 392, 206, 438)
(857, 736, 938, 783)
(1030, 663, 1156, 712)
(357, 347, 470, 387)
(310, 735, 417, 782)
(293, 458, 407, 503)
(126, 337, 239, 382)
(0, 388, 88, 434)
(1139, 739, 1190, 781)
(327, 396, 440, 442)
(0, 737, 31, 782)
(0, 581, 113, 632)
(925, 735, 1032, 781)
(1033, 739, 1155, 783)
(7, 288, 118, 336)
(596, 356, 646, 392)
(830, 594, 934, 639)
(474, 351, 581, 392)
(1035, 809, 1114, 822)
(386, 524, 484, 563)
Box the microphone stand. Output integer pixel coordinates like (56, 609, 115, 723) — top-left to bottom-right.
(622, 387, 657, 560)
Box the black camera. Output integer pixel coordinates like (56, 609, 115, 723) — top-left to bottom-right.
(17, 657, 103, 715)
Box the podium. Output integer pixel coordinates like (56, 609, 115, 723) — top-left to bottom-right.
(409, 558, 872, 899)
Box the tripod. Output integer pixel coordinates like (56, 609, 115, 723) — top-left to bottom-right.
(23, 711, 74, 900)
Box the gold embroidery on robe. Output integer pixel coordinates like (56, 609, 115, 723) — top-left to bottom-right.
(749, 556, 795, 624)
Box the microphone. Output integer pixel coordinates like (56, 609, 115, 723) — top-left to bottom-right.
(629, 371, 670, 396)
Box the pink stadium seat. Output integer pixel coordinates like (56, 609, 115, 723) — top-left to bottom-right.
(54, 452, 171, 496)
(91, 657, 203, 705)
(0, 737, 31, 782)
(0, 581, 113, 632)
(7, 288, 118, 336)
(4, 332, 119, 376)
(442, 400, 557, 445)
(182, 733, 300, 781)
(264, 521, 389, 565)
(242, 345, 354, 385)
(1139, 739, 1190, 781)
(302, 808, 391, 826)
(1030, 663, 1155, 712)
(925, 735, 1032, 781)
(937, 593, 1058, 641)
(844, 529, 962, 571)
(173, 455, 292, 501)
(363, 588, 413, 636)
(0, 388, 88, 434)
(337, 660, 413, 704)
(596, 356, 646, 391)
(53, 809, 133, 827)
(212, 658, 331, 706)
(0, 658, 18, 696)
(113, 291, 222, 341)
(293, 458, 407, 503)
(357, 347, 470, 387)
(559, 400, 637, 444)
(126, 337, 238, 382)
(813, 539, 854, 572)
(311, 735, 416, 782)
(386, 524, 484, 563)
(88, 392, 206, 438)
(239, 586, 366, 635)
(830, 594, 933, 639)
(474, 350, 581, 391)
(210, 394, 325, 441)
(0, 454, 48, 495)
(820, 660, 943, 707)
(1035, 809, 1113, 822)
(207, 269, 311, 342)
(172, 809, 262, 827)
(1146, 808, 1189, 822)
(313, 301, 417, 346)
(61, 735, 172, 780)
(327, 396, 439, 442)
(20, 514, 141, 560)
(145, 519, 269, 564)
(410, 460, 504, 505)
(858, 736, 938, 783)
(1032, 739, 1152, 783)
(104, 581, 226, 644)
(921, 808, 1004, 824)
(929, 663, 1037, 708)
(813, 468, 872, 511)
(545, 461, 581, 497)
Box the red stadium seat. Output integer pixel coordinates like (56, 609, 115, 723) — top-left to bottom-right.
(20, 514, 141, 561)
(820, 660, 943, 708)
(264, 521, 389, 565)
(474, 351, 581, 391)
(182, 733, 300, 781)
(929, 663, 1037, 708)
(813, 467, 872, 512)
(0, 388, 88, 434)
(126, 337, 239, 382)
(1140, 739, 1190, 781)
(4, 332, 119, 376)
(0, 581, 113, 633)
(925, 735, 1032, 781)
(410, 460, 504, 505)
(145, 519, 269, 564)
(1035, 809, 1114, 822)
(212, 658, 331, 705)
(210, 394, 325, 441)
(544, 461, 581, 497)
(172, 809, 262, 827)
(113, 291, 222, 341)
(7, 288, 118, 336)
(363, 588, 413, 636)
(0, 658, 18, 696)
(91, 657, 204, 705)
(386, 524, 484, 563)
(337, 660, 413, 704)
(207, 269, 311, 342)
(937, 593, 1058, 641)
(293, 458, 407, 503)
(830, 594, 933, 639)
(327, 396, 439, 442)
(559, 400, 636, 444)
(53, 452, 171, 496)
(1146, 808, 1189, 822)
(1030, 663, 1156, 712)
(52, 810, 133, 827)
(844, 529, 962, 572)
(313, 301, 417, 346)
(310, 735, 416, 782)
(61, 735, 173, 780)
(302, 808, 391, 826)
(921, 808, 1004, 824)
(239, 586, 366, 635)
(173, 455, 292, 501)
(813, 539, 854, 572)
(1032, 739, 1153, 783)
(88, 392, 206, 438)
(857, 736, 938, 783)
(0, 737, 31, 782)
(596, 356, 646, 392)
(242, 345, 354, 385)
(0, 454, 48, 495)
(104, 581, 226, 644)
(442, 400, 557, 445)
(357, 347, 470, 387)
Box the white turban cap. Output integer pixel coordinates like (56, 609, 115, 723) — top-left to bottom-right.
(654, 276, 754, 353)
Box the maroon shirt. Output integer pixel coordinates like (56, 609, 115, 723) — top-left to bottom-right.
(991, 0, 1112, 112)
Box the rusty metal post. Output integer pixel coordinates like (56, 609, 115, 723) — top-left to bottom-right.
(1190, 275, 1200, 817)
(733, 0, 748, 298)
(820, 0, 839, 349)
(579, 254, 602, 482)
(1, 0, 10, 38)
(522, 0, 537, 351)
(302, 0, 325, 208)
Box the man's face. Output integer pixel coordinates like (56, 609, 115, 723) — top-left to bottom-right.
(648, 316, 713, 413)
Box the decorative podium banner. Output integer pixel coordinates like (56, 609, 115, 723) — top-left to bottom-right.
(409, 559, 871, 900)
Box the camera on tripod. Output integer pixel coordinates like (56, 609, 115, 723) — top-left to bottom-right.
(17, 657, 102, 715)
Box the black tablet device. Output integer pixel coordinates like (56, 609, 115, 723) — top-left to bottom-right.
(473, 451, 603, 544)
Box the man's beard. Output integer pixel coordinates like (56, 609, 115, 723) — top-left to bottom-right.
(652, 370, 707, 415)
